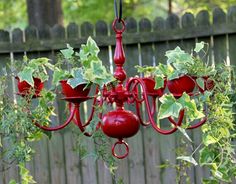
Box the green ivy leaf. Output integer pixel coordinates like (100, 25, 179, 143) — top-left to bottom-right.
(177, 127, 192, 142)
(79, 37, 100, 60)
(18, 67, 34, 86)
(194, 41, 205, 53)
(203, 135, 218, 146)
(202, 179, 219, 184)
(154, 75, 164, 89)
(9, 180, 17, 184)
(177, 93, 205, 121)
(213, 170, 223, 180)
(166, 46, 194, 65)
(67, 68, 88, 89)
(60, 44, 74, 59)
(168, 70, 182, 80)
(199, 147, 216, 165)
(19, 163, 36, 184)
(52, 69, 69, 86)
(158, 94, 183, 119)
(177, 156, 198, 166)
(197, 77, 205, 90)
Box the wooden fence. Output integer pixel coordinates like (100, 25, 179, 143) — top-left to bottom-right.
(1, 6, 236, 184)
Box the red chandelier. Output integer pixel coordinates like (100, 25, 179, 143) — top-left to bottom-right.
(18, 0, 208, 159)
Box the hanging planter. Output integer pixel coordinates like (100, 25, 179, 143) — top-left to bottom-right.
(142, 77, 167, 97)
(52, 38, 115, 98)
(60, 80, 90, 97)
(16, 77, 44, 96)
(196, 76, 215, 93)
(14, 57, 54, 97)
(167, 75, 196, 97)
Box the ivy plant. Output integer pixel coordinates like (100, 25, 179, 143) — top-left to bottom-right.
(158, 92, 205, 123)
(53, 37, 115, 88)
(14, 56, 54, 86)
(136, 42, 215, 90)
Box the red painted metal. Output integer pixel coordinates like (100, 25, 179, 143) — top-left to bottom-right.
(19, 18, 208, 159)
(167, 75, 196, 97)
(112, 139, 129, 159)
(102, 109, 140, 138)
(34, 103, 76, 131)
(16, 77, 44, 97)
(60, 80, 90, 97)
(196, 76, 215, 93)
(127, 77, 185, 134)
(142, 77, 167, 97)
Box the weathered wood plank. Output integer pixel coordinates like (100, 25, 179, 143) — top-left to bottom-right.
(123, 17, 146, 184)
(228, 6, 236, 66)
(139, 17, 161, 184)
(158, 13, 179, 184)
(64, 129, 82, 184)
(80, 22, 98, 184)
(63, 22, 84, 184)
(0, 30, 11, 184)
(36, 25, 57, 184)
(25, 26, 40, 59)
(12, 28, 36, 180)
(153, 17, 168, 64)
(213, 8, 227, 64)
(181, 12, 196, 184)
(95, 20, 113, 184)
(1, 22, 236, 53)
(67, 23, 79, 40)
(195, 10, 212, 182)
(196, 10, 212, 64)
(48, 24, 67, 184)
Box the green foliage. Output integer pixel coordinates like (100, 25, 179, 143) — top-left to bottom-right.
(19, 163, 36, 184)
(53, 37, 115, 88)
(0, 96, 42, 163)
(158, 93, 204, 122)
(62, 0, 168, 25)
(16, 56, 54, 86)
(0, 0, 27, 29)
(137, 42, 215, 93)
(0, 0, 234, 29)
(176, 64, 236, 183)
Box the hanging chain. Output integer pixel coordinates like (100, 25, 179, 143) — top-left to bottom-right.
(114, 0, 122, 22)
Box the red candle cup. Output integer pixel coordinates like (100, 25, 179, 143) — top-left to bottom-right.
(142, 77, 167, 97)
(197, 76, 215, 93)
(60, 80, 90, 98)
(167, 75, 196, 97)
(16, 77, 44, 96)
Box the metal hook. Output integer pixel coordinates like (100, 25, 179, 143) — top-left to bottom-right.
(114, 0, 122, 22)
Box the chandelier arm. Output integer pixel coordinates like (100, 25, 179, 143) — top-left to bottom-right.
(130, 80, 150, 126)
(132, 80, 145, 103)
(73, 104, 99, 137)
(127, 78, 184, 134)
(79, 87, 100, 128)
(73, 91, 103, 137)
(187, 117, 207, 129)
(34, 103, 76, 131)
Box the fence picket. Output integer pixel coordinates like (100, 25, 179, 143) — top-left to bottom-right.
(139, 17, 162, 184)
(0, 29, 11, 184)
(181, 12, 197, 184)
(80, 22, 98, 184)
(213, 8, 227, 64)
(123, 17, 146, 184)
(95, 20, 114, 184)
